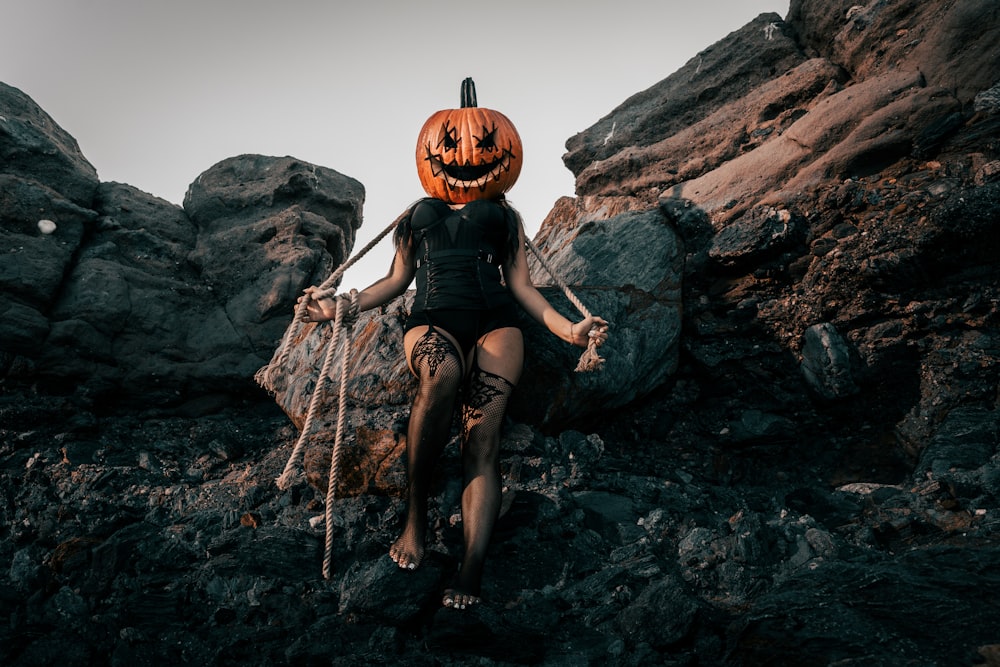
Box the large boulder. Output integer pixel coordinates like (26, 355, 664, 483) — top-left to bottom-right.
(514, 198, 684, 425)
(568, 0, 997, 224)
(0, 88, 365, 407)
(0, 83, 100, 376)
(183, 154, 365, 377)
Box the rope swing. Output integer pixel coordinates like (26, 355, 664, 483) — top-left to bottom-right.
(256, 217, 604, 579)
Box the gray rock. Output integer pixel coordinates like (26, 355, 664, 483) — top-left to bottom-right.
(338, 555, 443, 624)
(0, 82, 99, 206)
(708, 206, 804, 269)
(800, 322, 859, 400)
(616, 576, 701, 649)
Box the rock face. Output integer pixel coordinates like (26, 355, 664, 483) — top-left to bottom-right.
(0, 90, 364, 406)
(3, 1, 1000, 665)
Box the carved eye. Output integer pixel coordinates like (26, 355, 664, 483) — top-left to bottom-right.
(439, 122, 460, 152)
(476, 124, 497, 152)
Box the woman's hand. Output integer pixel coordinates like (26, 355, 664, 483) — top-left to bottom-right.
(297, 287, 338, 323)
(568, 316, 609, 348)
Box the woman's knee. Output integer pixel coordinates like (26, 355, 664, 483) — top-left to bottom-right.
(462, 428, 501, 464)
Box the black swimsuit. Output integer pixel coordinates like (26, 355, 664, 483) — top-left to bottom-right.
(402, 198, 521, 358)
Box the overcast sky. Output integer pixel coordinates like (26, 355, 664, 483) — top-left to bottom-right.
(4, 0, 788, 289)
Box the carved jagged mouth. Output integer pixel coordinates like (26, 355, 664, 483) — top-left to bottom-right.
(424, 149, 515, 191)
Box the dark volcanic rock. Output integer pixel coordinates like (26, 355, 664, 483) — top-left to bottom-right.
(0, 81, 364, 406)
(1, 82, 100, 370)
(0, 82, 99, 206)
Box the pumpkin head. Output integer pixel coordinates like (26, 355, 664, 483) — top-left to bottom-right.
(415, 77, 523, 204)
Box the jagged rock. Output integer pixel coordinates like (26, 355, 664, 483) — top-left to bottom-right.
(0, 117, 364, 403)
(916, 406, 999, 501)
(570, 0, 995, 224)
(564, 12, 803, 183)
(826, 0, 1000, 100)
(183, 155, 364, 343)
(180, 155, 364, 390)
(707, 206, 804, 269)
(516, 203, 683, 425)
(617, 576, 701, 650)
(338, 555, 444, 623)
(799, 322, 859, 400)
(729, 545, 1000, 666)
(725, 409, 797, 445)
(0, 81, 100, 374)
(975, 82, 1000, 114)
(0, 82, 99, 206)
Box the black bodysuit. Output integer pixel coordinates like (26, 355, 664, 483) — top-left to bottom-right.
(402, 197, 521, 358)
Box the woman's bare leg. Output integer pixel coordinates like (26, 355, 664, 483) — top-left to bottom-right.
(444, 327, 523, 608)
(390, 325, 465, 570)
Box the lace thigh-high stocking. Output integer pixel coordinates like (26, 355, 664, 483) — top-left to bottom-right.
(390, 330, 464, 570)
(445, 368, 515, 606)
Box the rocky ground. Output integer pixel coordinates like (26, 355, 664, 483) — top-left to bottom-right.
(2, 359, 999, 666)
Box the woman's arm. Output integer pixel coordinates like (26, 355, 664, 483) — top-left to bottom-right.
(505, 222, 608, 349)
(301, 240, 416, 322)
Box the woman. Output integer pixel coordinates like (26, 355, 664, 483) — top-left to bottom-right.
(302, 194, 608, 610)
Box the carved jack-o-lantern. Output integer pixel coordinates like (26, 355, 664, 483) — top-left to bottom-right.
(415, 77, 523, 204)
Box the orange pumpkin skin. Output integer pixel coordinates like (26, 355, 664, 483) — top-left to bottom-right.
(415, 79, 523, 204)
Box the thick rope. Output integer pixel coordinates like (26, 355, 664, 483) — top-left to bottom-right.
(525, 238, 606, 372)
(274, 319, 341, 490)
(274, 289, 359, 491)
(322, 296, 354, 580)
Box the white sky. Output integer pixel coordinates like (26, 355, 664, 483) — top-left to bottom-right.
(3, 0, 788, 289)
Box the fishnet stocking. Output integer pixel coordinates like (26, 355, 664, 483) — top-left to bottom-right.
(450, 368, 515, 599)
(390, 330, 464, 570)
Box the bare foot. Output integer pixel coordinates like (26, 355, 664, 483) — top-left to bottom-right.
(389, 525, 424, 570)
(442, 588, 481, 610)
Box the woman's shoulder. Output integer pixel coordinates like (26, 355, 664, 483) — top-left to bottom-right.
(464, 197, 517, 219)
(410, 197, 512, 213)
(407, 197, 517, 228)
(411, 197, 450, 213)
(408, 197, 451, 229)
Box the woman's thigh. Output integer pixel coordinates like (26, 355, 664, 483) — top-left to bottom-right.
(403, 325, 466, 377)
(474, 327, 524, 385)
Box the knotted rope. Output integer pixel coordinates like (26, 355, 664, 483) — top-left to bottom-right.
(269, 288, 358, 580)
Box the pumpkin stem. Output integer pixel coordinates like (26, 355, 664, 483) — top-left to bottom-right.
(461, 77, 477, 108)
